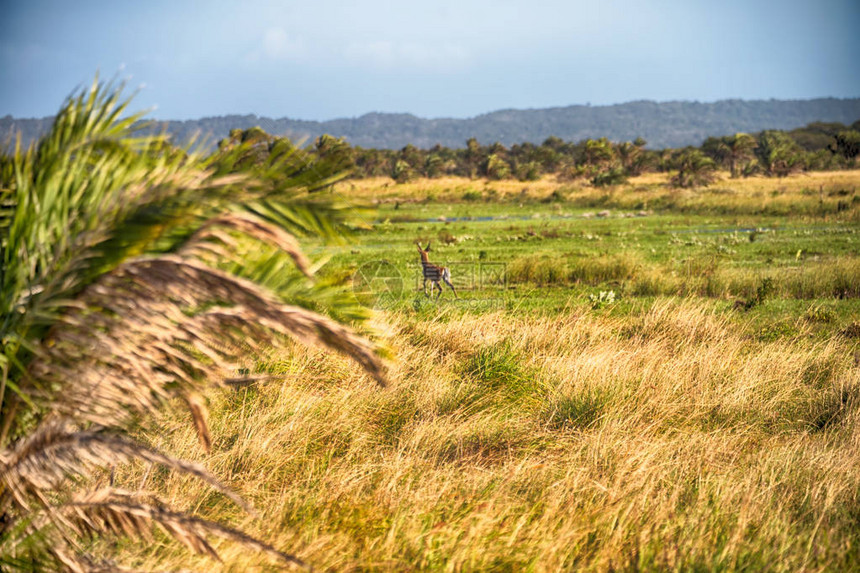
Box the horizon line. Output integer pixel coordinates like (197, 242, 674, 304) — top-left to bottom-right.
(4, 95, 860, 123)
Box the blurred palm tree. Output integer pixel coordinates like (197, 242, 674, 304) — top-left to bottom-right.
(0, 78, 386, 571)
(670, 148, 717, 188)
(703, 133, 757, 178)
(756, 130, 805, 177)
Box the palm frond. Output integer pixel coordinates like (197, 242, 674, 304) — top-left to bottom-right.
(182, 211, 313, 277)
(2, 79, 385, 434)
(1, 76, 386, 571)
(246, 197, 370, 242)
(37, 255, 385, 428)
(0, 419, 250, 515)
(62, 488, 308, 569)
(4, 487, 306, 572)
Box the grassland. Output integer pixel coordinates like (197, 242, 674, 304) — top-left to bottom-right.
(117, 170, 859, 571)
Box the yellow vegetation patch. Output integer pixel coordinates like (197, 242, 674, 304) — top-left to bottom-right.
(121, 299, 860, 571)
(339, 169, 860, 201)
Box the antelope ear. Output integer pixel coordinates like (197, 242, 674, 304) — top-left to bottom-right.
(425, 242, 431, 251)
(416, 243, 422, 251)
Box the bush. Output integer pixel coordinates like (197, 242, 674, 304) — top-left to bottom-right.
(757, 130, 805, 177)
(392, 159, 416, 183)
(483, 153, 512, 180)
(670, 148, 716, 188)
(516, 161, 542, 181)
(591, 167, 628, 187)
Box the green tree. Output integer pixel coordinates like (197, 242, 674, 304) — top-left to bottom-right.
(582, 138, 615, 168)
(424, 153, 445, 178)
(670, 148, 716, 188)
(514, 161, 542, 181)
(425, 144, 458, 178)
(392, 158, 416, 183)
(216, 126, 274, 166)
(398, 143, 424, 171)
(592, 167, 628, 187)
(788, 121, 847, 151)
(756, 130, 806, 177)
(615, 139, 650, 176)
(805, 148, 843, 171)
(541, 136, 565, 151)
(463, 137, 484, 179)
(354, 147, 393, 177)
(0, 79, 385, 571)
(315, 133, 355, 174)
(834, 130, 860, 160)
(718, 133, 758, 178)
(483, 153, 512, 180)
(533, 143, 562, 172)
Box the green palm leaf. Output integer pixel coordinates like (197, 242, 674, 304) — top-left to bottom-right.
(0, 77, 385, 571)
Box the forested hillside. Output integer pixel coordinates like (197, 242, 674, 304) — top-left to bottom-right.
(3, 97, 859, 150)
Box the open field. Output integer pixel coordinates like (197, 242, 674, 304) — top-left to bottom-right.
(331, 170, 860, 321)
(118, 171, 860, 571)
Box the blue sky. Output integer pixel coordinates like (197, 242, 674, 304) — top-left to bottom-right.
(1, 0, 858, 120)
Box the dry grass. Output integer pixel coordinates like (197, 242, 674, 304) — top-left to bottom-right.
(115, 299, 860, 571)
(339, 170, 860, 219)
(559, 171, 860, 217)
(342, 176, 574, 202)
(504, 251, 860, 302)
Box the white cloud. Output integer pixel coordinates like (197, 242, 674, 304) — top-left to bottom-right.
(343, 40, 470, 72)
(246, 27, 306, 62)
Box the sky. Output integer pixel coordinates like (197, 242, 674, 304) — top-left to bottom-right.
(1, 0, 858, 121)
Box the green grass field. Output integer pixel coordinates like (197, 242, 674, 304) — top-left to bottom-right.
(120, 170, 860, 571)
(320, 171, 859, 327)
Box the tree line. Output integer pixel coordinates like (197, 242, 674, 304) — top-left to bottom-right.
(217, 119, 860, 189)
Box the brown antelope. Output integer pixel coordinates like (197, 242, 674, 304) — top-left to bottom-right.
(417, 242, 457, 299)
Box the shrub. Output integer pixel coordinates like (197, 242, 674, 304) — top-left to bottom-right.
(591, 167, 628, 187)
(734, 277, 775, 310)
(392, 159, 416, 183)
(757, 130, 805, 177)
(483, 153, 512, 180)
(670, 148, 716, 188)
(516, 161, 542, 181)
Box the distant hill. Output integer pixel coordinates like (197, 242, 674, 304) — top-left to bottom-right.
(3, 98, 860, 150)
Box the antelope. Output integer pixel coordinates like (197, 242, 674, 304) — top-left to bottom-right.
(417, 242, 457, 299)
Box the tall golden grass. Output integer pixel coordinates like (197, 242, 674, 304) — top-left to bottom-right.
(506, 252, 860, 302)
(117, 299, 860, 571)
(343, 170, 860, 215)
(338, 170, 860, 229)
